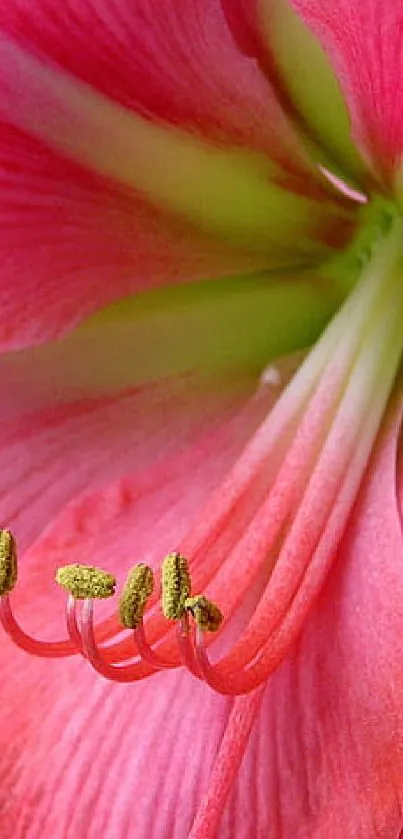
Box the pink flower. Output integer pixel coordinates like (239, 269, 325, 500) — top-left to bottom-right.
(1, 2, 403, 837)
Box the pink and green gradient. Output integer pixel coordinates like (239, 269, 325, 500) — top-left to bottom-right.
(1, 1, 403, 837)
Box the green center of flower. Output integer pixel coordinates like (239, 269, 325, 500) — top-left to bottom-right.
(326, 197, 398, 293)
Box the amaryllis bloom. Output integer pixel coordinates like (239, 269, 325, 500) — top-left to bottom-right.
(1, 1, 403, 837)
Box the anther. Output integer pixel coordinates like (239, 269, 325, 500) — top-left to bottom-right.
(118, 564, 154, 629)
(161, 552, 191, 620)
(185, 595, 223, 632)
(55, 564, 116, 599)
(0, 529, 18, 595)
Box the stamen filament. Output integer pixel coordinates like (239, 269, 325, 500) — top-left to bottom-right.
(66, 595, 84, 653)
(194, 628, 248, 696)
(0, 595, 77, 658)
(80, 599, 160, 682)
(197, 255, 403, 692)
(176, 616, 202, 679)
(179, 220, 403, 605)
(189, 689, 265, 838)
(134, 622, 176, 670)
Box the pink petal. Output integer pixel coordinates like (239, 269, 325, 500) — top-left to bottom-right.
(0, 0, 313, 173)
(219, 0, 266, 63)
(0, 123, 272, 351)
(289, 0, 403, 184)
(219, 387, 403, 836)
(222, 0, 368, 191)
(0, 24, 352, 351)
(0, 270, 336, 421)
(0, 654, 232, 837)
(1, 375, 273, 555)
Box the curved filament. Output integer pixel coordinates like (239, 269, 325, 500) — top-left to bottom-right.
(0, 595, 77, 658)
(80, 599, 166, 683)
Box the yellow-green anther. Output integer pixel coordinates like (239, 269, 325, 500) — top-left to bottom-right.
(185, 595, 223, 633)
(162, 552, 191, 620)
(55, 564, 116, 599)
(0, 529, 17, 595)
(118, 564, 154, 629)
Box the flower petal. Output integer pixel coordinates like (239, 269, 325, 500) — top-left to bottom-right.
(260, 0, 366, 182)
(222, 0, 367, 188)
(0, 27, 352, 350)
(289, 0, 403, 185)
(0, 0, 315, 172)
(0, 32, 352, 248)
(1, 270, 337, 419)
(0, 651, 232, 837)
(218, 387, 403, 837)
(0, 375, 270, 556)
(0, 124, 270, 351)
(220, 0, 264, 58)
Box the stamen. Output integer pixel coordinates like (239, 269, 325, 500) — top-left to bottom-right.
(161, 552, 191, 620)
(134, 622, 176, 670)
(0, 529, 17, 595)
(80, 598, 160, 683)
(118, 564, 178, 669)
(0, 596, 77, 658)
(66, 595, 84, 652)
(176, 616, 202, 679)
(55, 564, 116, 599)
(185, 595, 223, 632)
(189, 689, 265, 838)
(118, 563, 154, 629)
(0, 531, 77, 657)
(194, 628, 242, 695)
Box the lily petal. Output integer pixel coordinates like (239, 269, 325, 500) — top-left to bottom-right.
(0, 646, 232, 837)
(0, 270, 337, 420)
(0, 25, 353, 351)
(0, 123, 273, 351)
(0, 0, 316, 173)
(289, 0, 403, 186)
(222, 0, 367, 189)
(260, 0, 367, 183)
(0, 32, 352, 248)
(0, 374, 274, 555)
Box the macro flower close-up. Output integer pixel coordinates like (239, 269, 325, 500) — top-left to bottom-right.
(1, 1, 403, 836)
